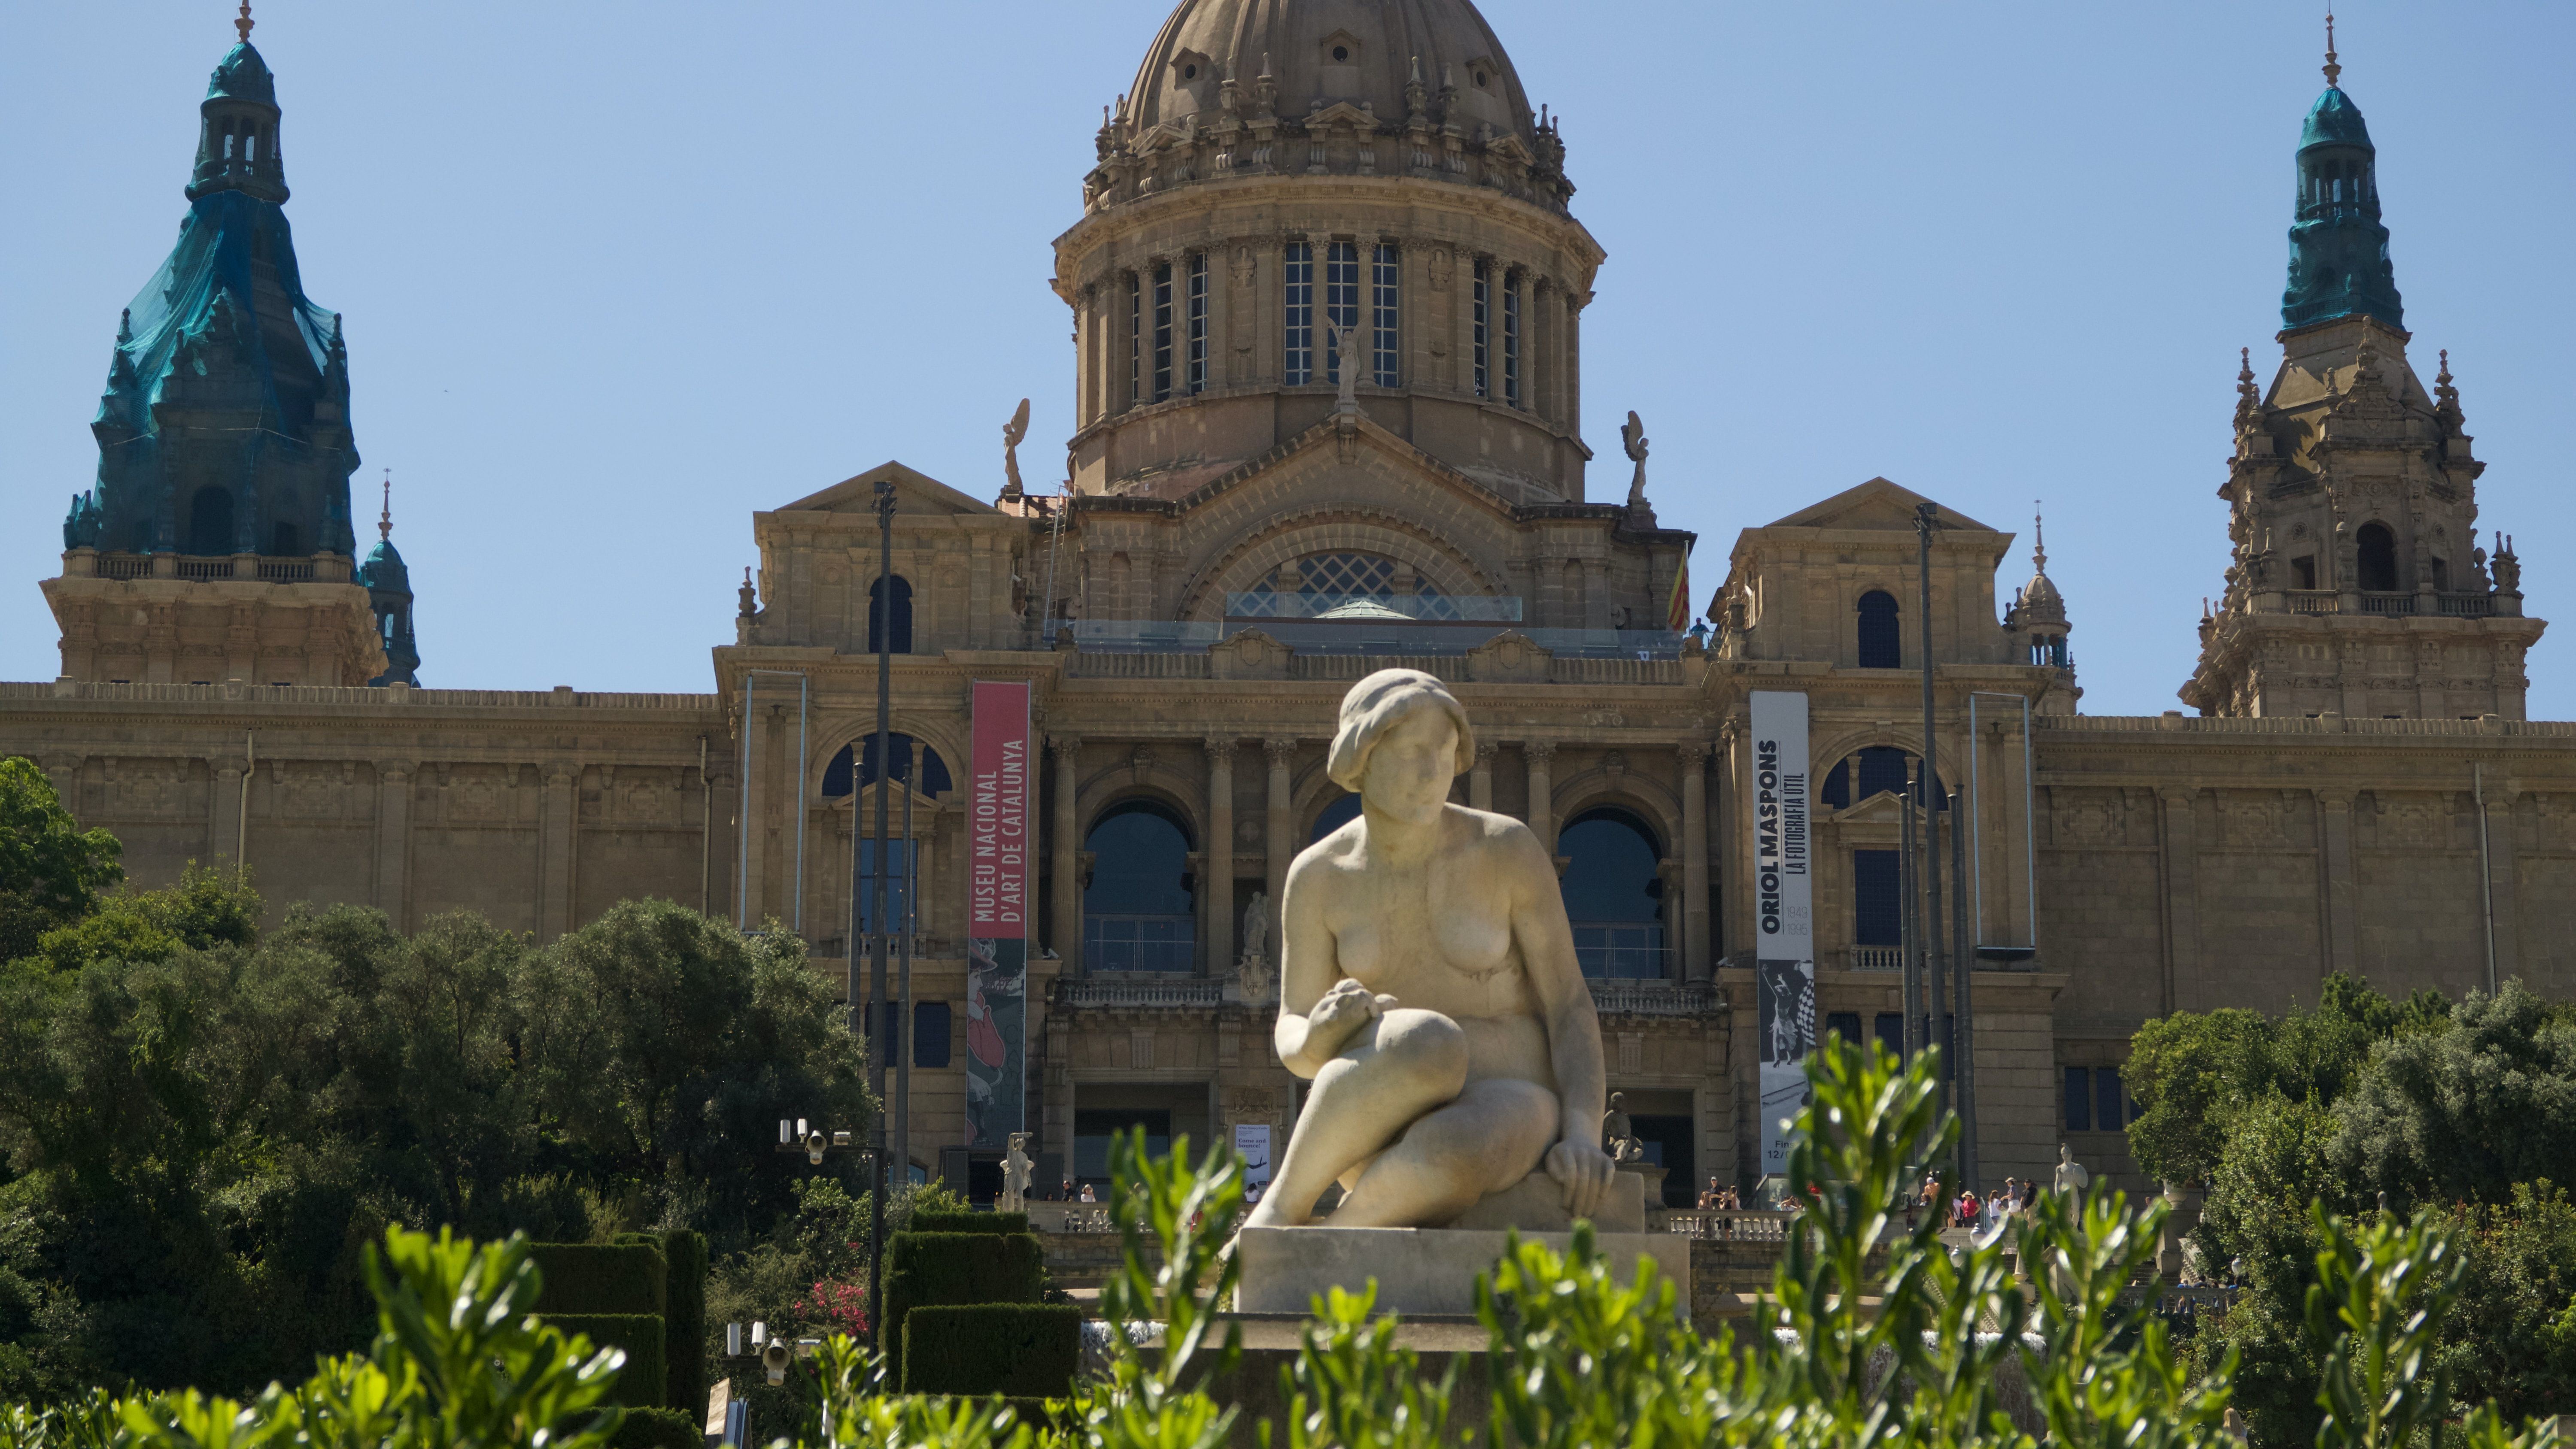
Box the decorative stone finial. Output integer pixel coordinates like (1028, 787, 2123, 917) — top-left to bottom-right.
(377, 469, 392, 543)
(2323, 5, 2341, 88)
(2032, 502, 2047, 576)
(235, 0, 254, 45)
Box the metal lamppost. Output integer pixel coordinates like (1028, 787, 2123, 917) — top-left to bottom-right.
(1915, 502, 1947, 1128)
(865, 477, 895, 1341)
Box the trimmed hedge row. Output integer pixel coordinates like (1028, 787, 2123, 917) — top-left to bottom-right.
(656, 1228, 708, 1416)
(899, 1305, 1082, 1399)
(878, 1231, 1046, 1387)
(605, 1406, 701, 1449)
(906, 1210, 1030, 1235)
(544, 1314, 667, 1407)
(530, 1242, 667, 1317)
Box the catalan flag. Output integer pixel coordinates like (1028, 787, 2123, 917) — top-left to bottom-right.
(1665, 545, 1693, 632)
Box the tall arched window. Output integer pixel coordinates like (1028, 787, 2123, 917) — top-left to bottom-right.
(868, 575, 914, 654)
(821, 733, 953, 799)
(2356, 523, 2399, 593)
(1856, 591, 1901, 668)
(1558, 807, 1665, 979)
(188, 487, 234, 556)
(1084, 801, 1196, 973)
(824, 734, 953, 938)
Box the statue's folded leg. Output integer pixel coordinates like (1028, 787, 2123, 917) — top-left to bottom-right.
(1245, 1008, 1468, 1227)
(1329, 1076, 1558, 1228)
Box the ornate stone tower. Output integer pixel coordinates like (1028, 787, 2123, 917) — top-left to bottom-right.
(358, 476, 421, 686)
(2181, 31, 2540, 719)
(42, 11, 386, 686)
(1051, 0, 1601, 505)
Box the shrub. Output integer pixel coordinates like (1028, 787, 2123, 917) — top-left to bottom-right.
(899, 1304, 1081, 1398)
(878, 1232, 1045, 1384)
(531, 1243, 668, 1317)
(657, 1228, 708, 1415)
(539, 1314, 666, 1407)
(606, 1404, 701, 1449)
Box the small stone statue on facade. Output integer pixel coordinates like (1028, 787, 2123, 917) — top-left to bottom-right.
(1601, 1091, 1646, 1164)
(1327, 323, 1362, 412)
(1001, 1132, 1035, 1213)
(2052, 1142, 2090, 1199)
(1619, 411, 1656, 525)
(1234, 890, 1273, 1004)
(1001, 398, 1031, 500)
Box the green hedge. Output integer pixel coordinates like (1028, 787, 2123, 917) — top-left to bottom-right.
(541, 1313, 666, 1407)
(879, 1231, 1045, 1383)
(907, 1210, 1030, 1235)
(605, 1406, 701, 1449)
(655, 1228, 707, 1415)
(530, 1242, 667, 1317)
(899, 1304, 1082, 1399)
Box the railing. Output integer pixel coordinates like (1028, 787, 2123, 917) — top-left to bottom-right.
(79, 552, 341, 585)
(1586, 979, 1721, 1017)
(257, 558, 317, 582)
(1081, 915, 1196, 975)
(1573, 923, 1666, 979)
(2440, 593, 2497, 617)
(175, 557, 234, 581)
(2359, 591, 2415, 616)
(1057, 978, 1225, 1009)
(1847, 946, 1903, 972)
(97, 554, 153, 581)
(1072, 618, 1687, 661)
(1664, 1210, 1795, 1241)
(2284, 590, 2339, 614)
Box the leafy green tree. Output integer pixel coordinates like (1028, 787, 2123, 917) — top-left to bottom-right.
(2327, 982, 2576, 1212)
(31, 863, 260, 976)
(0, 760, 122, 967)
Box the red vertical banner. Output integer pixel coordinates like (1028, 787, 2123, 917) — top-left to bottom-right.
(964, 681, 1031, 1149)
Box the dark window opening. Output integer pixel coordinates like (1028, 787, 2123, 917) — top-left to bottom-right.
(1084, 800, 1196, 973)
(1560, 806, 1665, 979)
(1151, 262, 1174, 402)
(1074, 1107, 1171, 1185)
(270, 522, 299, 555)
(1185, 254, 1207, 395)
(868, 574, 914, 654)
(1182, 63, 1197, 79)
(2096, 1068, 2126, 1132)
(1471, 259, 1491, 398)
(1283, 243, 1314, 384)
(2291, 555, 2318, 591)
(913, 1001, 951, 1068)
(2064, 1066, 2093, 1131)
(1856, 590, 1901, 668)
(1874, 1012, 1905, 1064)
(2357, 523, 2399, 592)
(188, 487, 234, 556)
(822, 732, 954, 798)
(1628, 1113, 1695, 1207)
(1331, 44, 1349, 61)
(2430, 556, 2449, 592)
(1370, 243, 1400, 387)
(1825, 1011, 1862, 1045)
(1852, 849, 1901, 947)
(1823, 747, 1930, 809)
(1501, 274, 1522, 407)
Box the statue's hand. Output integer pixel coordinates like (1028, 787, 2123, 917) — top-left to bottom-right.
(1304, 977, 1390, 1054)
(1544, 1136, 1618, 1219)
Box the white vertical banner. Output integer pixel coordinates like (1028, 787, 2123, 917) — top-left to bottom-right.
(1233, 1124, 1273, 1197)
(1749, 690, 1815, 1179)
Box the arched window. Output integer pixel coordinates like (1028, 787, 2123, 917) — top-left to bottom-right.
(1310, 793, 1363, 843)
(1821, 748, 1945, 810)
(868, 575, 914, 654)
(1558, 807, 1665, 979)
(1856, 591, 1901, 668)
(821, 733, 953, 798)
(188, 487, 234, 556)
(270, 522, 299, 556)
(2357, 523, 2399, 593)
(1084, 801, 1196, 973)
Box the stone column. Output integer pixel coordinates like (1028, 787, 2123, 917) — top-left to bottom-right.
(375, 761, 413, 933)
(1264, 737, 1297, 950)
(1469, 740, 1495, 811)
(212, 754, 246, 868)
(541, 764, 578, 942)
(2483, 782, 2521, 982)
(1583, 557, 1611, 631)
(1524, 740, 1557, 854)
(2155, 787, 2198, 1015)
(1051, 734, 1082, 975)
(1205, 737, 1236, 978)
(2316, 788, 2359, 976)
(1678, 743, 1710, 981)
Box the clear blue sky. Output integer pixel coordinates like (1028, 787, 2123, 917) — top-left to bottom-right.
(5, 3, 2567, 717)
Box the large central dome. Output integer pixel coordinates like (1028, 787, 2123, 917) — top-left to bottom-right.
(1124, 0, 1534, 148)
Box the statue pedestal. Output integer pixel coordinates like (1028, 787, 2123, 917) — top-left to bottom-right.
(1238, 1173, 1681, 1319)
(1236, 1225, 1689, 1320)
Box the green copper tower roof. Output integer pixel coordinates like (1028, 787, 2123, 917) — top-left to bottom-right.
(2281, 23, 2403, 331)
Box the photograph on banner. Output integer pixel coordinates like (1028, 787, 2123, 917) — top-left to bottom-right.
(1749, 690, 1814, 1179)
(964, 681, 1032, 1150)
(1233, 1124, 1273, 1200)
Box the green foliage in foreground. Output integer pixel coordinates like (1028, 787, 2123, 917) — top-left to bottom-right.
(3, 1041, 2563, 1449)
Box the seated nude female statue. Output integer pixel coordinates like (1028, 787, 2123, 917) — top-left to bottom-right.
(1243, 669, 1616, 1228)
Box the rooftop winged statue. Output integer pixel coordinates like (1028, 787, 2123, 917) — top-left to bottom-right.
(1001, 397, 1031, 498)
(1242, 669, 1618, 1228)
(1620, 410, 1656, 523)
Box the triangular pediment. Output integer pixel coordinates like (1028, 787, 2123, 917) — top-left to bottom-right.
(1171, 412, 1523, 523)
(778, 461, 994, 517)
(1766, 477, 1995, 534)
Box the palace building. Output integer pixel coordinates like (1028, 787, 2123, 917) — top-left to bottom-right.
(6, 2, 2567, 1202)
